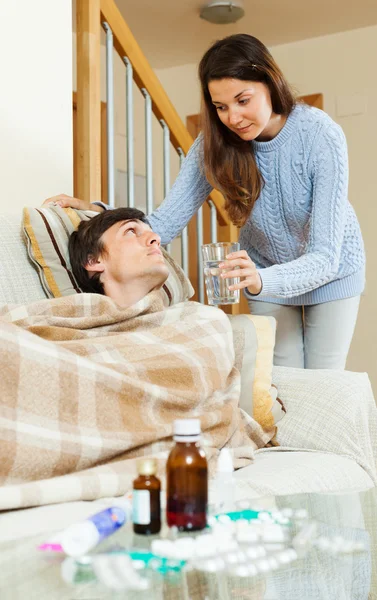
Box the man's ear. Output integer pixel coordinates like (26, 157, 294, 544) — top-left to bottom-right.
(85, 255, 105, 274)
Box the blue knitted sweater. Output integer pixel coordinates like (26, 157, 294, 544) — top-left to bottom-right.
(149, 103, 365, 305)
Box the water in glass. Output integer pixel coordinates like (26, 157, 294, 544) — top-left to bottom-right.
(204, 260, 240, 305)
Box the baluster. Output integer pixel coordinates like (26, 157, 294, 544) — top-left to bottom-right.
(208, 200, 217, 243)
(102, 22, 115, 208)
(160, 119, 171, 253)
(196, 207, 204, 303)
(177, 148, 188, 275)
(123, 57, 134, 207)
(141, 88, 153, 215)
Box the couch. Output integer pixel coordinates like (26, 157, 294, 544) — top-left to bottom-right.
(0, 210, 376, 541)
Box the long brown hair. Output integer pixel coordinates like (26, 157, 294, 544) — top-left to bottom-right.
(199, 34, 295, 227)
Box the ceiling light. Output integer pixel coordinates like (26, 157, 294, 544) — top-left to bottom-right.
(200, 0, 245, 25)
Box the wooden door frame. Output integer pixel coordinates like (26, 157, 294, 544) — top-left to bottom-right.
(299, 93, 323, 109)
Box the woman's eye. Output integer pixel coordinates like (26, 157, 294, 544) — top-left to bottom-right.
(239, 98, 249, 105)
(215, 106, 226, 112)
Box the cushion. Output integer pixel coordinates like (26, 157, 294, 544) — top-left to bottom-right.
(22, 205, 194, 306)
(272, 367, 377, 484)
(229, 313, 285, 438)
(231, 451, 374, 497)
(0, 214, 47, 305)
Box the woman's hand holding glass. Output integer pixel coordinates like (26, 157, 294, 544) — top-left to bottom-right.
(219, 250, 262, 295)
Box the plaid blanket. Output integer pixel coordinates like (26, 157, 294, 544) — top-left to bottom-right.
(0, 291, 272, 510)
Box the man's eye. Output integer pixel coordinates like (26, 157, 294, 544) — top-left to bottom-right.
(124, 228, 136, 235)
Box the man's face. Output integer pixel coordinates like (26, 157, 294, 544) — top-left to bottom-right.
(88, 219, 169, 291)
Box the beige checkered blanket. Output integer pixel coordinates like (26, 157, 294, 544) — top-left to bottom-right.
(0, 291, 272, 510)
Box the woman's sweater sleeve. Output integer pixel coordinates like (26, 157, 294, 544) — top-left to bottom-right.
(255, 123, 349, 299)
(148, 134, 213, 245)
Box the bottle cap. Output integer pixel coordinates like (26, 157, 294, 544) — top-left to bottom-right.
(136, 458, 158, 476)
(217, 448, 234, 473)
(173, 418, 201, 437)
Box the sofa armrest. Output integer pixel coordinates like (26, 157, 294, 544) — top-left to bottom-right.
(272, 366, 377, 484)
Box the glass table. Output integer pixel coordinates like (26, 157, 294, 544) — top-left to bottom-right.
(0, 486, 375, 599)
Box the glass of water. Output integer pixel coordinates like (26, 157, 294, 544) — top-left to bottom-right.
(201, 242, 240, 306)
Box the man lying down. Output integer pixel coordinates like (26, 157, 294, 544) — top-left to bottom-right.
(0, 208, 275, 510)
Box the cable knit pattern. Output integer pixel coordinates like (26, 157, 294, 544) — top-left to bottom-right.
(149, 104, 365, 305)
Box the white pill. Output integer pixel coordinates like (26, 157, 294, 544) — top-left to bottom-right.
(225, 551, 240, 564)
(235, 519, 250, 531)
(255, 545, 267, 557)
(217, 539, 238, 553)
(258, 511, 272, 522)
(229, 565, 250, 578)
(218, 514, 232, 524)
(268, 557, 280, 570)
(256, 558, 270, 573)
(174, 538, 195, 560)
(199, 558, 221, 573)
(277, 551, 292, 564)
(262, 524, 285, 543)
(266, 543, 285, 552)
(151, 540, 174, 558)
(246, 547, 259, 560)
(237, 528, 259, 543)
(270, 511, 282, 520)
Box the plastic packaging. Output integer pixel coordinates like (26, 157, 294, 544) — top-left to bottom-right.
(59, 506, 127, 557)
(38, 497, 132, 555)
(214, 447, 235, 513)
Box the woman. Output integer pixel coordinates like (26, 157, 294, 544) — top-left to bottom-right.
(49, 34, 365, 369)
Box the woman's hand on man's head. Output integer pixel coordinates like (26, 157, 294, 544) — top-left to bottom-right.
(219, 250, 262, 296)
(42, 194, 105, 213)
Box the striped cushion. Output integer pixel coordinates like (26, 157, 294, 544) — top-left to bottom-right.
(22, 205, 194, 305)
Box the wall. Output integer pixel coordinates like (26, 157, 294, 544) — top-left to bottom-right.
(155, 26, 377, 390)
(269, 26, 377, 390)
(0, 1, 73, 213)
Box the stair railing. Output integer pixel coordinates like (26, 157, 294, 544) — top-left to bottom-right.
(76, 0, 242, 312)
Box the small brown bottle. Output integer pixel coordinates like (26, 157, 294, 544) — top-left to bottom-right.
(132, 458, 161, 535)
(166, 418, 208, 531)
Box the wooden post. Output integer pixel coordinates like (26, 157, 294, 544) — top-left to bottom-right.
(76, 0, 101, 203)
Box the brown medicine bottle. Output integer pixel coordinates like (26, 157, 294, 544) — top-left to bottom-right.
(133, 458, 161, 535)
(166, 418, 208, 531)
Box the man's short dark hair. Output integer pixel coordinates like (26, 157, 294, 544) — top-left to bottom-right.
(68, 207, 149, 294)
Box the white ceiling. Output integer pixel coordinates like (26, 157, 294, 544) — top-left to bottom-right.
(113, 0, 377, 69)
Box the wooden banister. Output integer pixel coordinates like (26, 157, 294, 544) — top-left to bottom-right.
(76, 0, 102, 203)
(99, 0, 229, 226)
